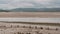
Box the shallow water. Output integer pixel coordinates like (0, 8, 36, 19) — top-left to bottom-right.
(0, 18, 60, 23)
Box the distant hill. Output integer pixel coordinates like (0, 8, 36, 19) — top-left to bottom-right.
(11, 8, 60, 12)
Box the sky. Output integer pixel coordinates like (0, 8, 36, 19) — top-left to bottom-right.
(0, 0, 60, 9)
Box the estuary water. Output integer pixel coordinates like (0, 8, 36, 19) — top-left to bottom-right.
(0, 18, 60, 23)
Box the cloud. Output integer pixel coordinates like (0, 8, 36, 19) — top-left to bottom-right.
(0, 0, 60, 9)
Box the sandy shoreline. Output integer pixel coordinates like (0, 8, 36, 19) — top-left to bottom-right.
(0, 22, 60, 34)
(0, 12, 60, 18)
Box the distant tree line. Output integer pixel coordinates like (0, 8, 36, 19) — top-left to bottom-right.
(0, 10, 11, 12)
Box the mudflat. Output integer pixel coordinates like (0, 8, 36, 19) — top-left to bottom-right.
(0, 12, 60, 18)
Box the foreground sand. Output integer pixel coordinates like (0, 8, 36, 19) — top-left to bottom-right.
(0, 22, 60, 34)
(0, 12, 60, 18)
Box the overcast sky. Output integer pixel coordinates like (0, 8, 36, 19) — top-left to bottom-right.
(0, 0, 60, 9)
